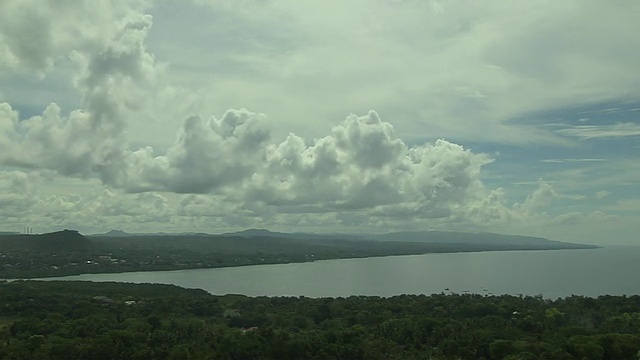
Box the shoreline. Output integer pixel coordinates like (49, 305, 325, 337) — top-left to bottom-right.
(2, 245, 600, 281)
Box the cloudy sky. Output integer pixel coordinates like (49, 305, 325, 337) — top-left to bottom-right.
(1, 0, 638, 244)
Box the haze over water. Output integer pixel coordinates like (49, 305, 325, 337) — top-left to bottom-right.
(44, 247, 640, 299)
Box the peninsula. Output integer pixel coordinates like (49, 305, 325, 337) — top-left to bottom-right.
(0, 229, 598, 279)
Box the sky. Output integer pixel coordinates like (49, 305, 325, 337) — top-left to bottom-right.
(0, 0, 638, 244)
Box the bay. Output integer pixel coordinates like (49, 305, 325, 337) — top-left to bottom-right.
(41, 246, 640, 299)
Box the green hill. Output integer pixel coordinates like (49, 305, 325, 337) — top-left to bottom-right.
(0, 229, 91, 252)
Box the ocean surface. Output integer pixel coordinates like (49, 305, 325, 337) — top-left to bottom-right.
(41, 246, 640, 299)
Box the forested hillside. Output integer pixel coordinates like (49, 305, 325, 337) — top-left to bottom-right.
(1, 281, 639, 359)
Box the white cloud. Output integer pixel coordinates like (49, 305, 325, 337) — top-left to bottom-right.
(513, 180, 558, 215)
(556, 123, 640, 139)
(540, 158, 606, 163)
(239, 111, 498, 220)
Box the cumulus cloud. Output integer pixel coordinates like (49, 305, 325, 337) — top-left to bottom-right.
(107, 109, 270, 193)
(513, 180, 558, 215)
(94, 108, 503, 225)
(4, 97, 526, 229)
(152, 110, 532, 229)
(231, 111, 496, 220)
(0, 4, 161, 182)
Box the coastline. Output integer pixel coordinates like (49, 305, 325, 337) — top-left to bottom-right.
(2, 244, 600, 280)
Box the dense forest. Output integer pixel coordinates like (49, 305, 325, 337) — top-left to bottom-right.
(1, 281, 639, 359)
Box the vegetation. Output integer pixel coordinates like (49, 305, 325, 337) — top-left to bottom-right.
(0, 230, 597, 279)
(0, 281, 639, 359)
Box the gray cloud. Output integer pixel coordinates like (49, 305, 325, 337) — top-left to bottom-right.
(0, 171, 173, 232)
(111, 109, 270, 193)
(0, 7, 160, 183)
(0, 171, 39, 218)
(0, 1, 147, 75)
(144, 0, 640, 147)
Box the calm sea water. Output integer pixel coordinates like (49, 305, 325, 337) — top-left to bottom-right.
(41, 246, 640, 299)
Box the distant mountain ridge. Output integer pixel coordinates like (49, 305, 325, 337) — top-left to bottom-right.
(221, 228, 596, 249)
(368, 230, 586, 248)
(220, 228, 362, 241)
(25, 228, 597, 250)
(91, 230, 212, 237)
(97, 230, 132, 237)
